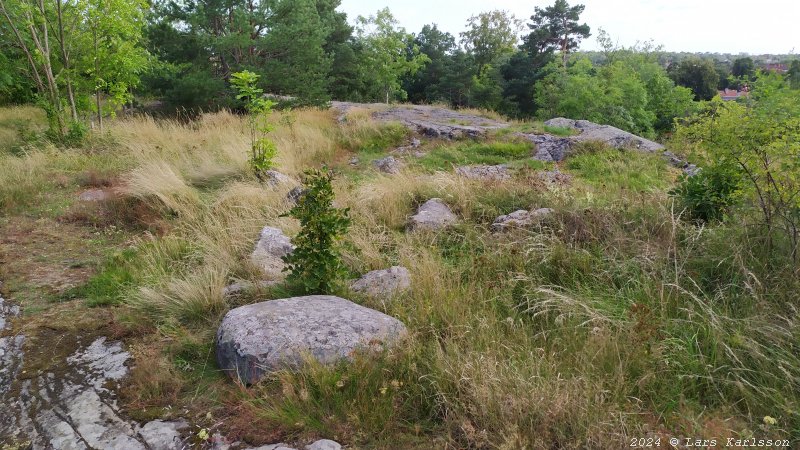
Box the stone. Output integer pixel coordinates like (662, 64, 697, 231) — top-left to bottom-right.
(543, 118, 665, 152)
(522, 134, 573, 162)
(455, 164, 510, 181)
(409, 198, 458, 231)
(139, 419, 189, 450)
(250, 226, 294, 279)
(537, 169, 572, 185)
(78, 189, 108, 202)
(351, 266, 411, 298)
(349, 156, 360, 166)
(263, 170, 294, 187)
(373, 156, 403, 174)
(410, 138, 422, 148)
(222, 280, 280, 297)
(491, 208, 554, 232)
(246, 445, 297, 450)
(286, 186, 307, 204)
(662, 150, 700, 176)
(306, 439, 342, 450)
(216, 295, 408, 384)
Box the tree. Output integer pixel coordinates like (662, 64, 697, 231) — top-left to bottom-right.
(230, 70, 277, 179)
(354, 8, 429, 103)
(403, 24, 459, 104)
(786, 60, 800, 89)
(731, 57, 755, 79)
(524, 0, 590, 67)
(668, 57, 719, 101)
(460, 10, 521, 74)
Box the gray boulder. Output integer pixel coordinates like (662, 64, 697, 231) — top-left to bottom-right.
(455, 164, 510, 181)
(522, 134, 573, 162)
(373, 156, 403, 174)
(537, 169, 572, 185)
(250, 227, 294, 279)
(306, 440, 342, 450)
(78, 189, 109, 202)
(409, 198, 457, 231)
(351, 266, 411, 298)
(264, 170, 294, 187)
(543, 118, 665, 152)
(139, 420, 189, 450)
(491, 208, 554, 232)
(286, 186, 307, 204)
(216, 295, 408, 384)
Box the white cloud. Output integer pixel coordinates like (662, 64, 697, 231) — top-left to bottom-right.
(339, 0, 800, 54)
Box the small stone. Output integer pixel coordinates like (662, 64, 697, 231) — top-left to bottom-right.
(410, 138, 421, 148)
(351, 266, 411, 298)
(263, 170, 293, 187)
(286, 186, 307, 204)
(349, 156, 360, 166)
(216, 296, 408, 384)
(250, 227, 294, 279)
(139, 420, 189, 450)
(78, 189, 108, 202)
(537, 169, 572, 185)
(491, 208, 554, 232)
(306, 439, 342, 450)
(246, 445, 297, 450)
(408, 198, 457, 231)
(222, 281, 279, 298)
(373, 156, 403, 174)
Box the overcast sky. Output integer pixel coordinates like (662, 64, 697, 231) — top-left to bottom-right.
(339, 0, 800, 55)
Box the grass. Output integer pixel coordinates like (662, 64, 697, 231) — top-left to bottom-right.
(1, 104, 798, 448)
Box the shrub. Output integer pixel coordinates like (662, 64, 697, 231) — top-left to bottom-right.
(283, 167, 351, 294)
(230, 70, 277, 179)
(670, 164, 741, 223)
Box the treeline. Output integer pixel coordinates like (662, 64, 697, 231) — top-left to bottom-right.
(2, 0, 800, 142)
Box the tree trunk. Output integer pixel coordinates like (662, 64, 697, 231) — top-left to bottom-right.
(0, 0, 45, 93)
(94, 24, 103, 132)
(55, 0, 78, 122)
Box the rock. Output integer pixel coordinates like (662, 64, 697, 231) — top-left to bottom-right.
(216, 295, 408, 384)
(78, 188, 109, 202)
(662, 150, 700, 176)
(139, 419, 189, 450)
(455, 164, 510, 181)
(522, 134, 573, 162)
(349, 156, 360, 166)
(373, 156, 403, 174)
(409, 198, 458, 231)
(537, 169, 572, 185)
(351, 266, 411, 298)
(410, 138, 421, 148)
(306, 439, 342, 450)
(246, 445, 297, 450)
(491, 208, 554, 232)
(286, 186, 307, 204)
(250, 227, 294, 279)
(543, 118, 664, 152)
(263, 170, 294, 187)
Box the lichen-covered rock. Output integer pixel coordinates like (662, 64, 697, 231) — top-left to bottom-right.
(455, 164, 510, 181)
(286, 186, 307, 204)
(373, 156, 403, 174)
(250, 227, 294, 279)
(78, 189, 109, 202)
(216, 296, 408, 384)
(409, 198, 457, 231)
(263, 170, 294, 187)
(523, 134, 573, 161)
(543, 118, 665, 152)
(491, 208, 554, 232)
(351, 266, 411, 298)
(139, 419, 189, 450)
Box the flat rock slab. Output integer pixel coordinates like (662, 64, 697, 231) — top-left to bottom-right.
(373, 156, 403, 174)
(455, 164, 510, 181)
(251, 226, 295, 279)
(409, 198, 458, 231)
(139, 419, 189, 450)
(543, 117, 665, 152)
(78, 188, 110, 202)
(351, 266, 411, 298)
(216, 295, 408, 385)
(492, 208, 554, 232)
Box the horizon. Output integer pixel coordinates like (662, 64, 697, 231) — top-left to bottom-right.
(339, 0, 800, 56)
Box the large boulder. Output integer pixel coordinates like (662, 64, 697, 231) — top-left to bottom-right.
(543, 118, 665, 152)
(491, 208, 554, 232)
(250, 227, 294, 279)
(455, 164, 510, 181)
(523, 134, 574, 162)
(409, 198, 457, 231)
(263, 170, 294, 187)
(139, 420, 188, 450)
(351, 266, 411, 298)
(216, 295, 408, 384)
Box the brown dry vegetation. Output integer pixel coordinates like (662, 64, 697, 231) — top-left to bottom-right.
(0, 106, 796, 449)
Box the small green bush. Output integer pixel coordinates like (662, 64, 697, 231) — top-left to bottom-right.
(670, 163, 741, 223)
(230, 70, 277, 180)
(283, 167, 351, 294)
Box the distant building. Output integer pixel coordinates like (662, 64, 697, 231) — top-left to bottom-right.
(763, 63, 788, 73)
(718, 88, 749, 101)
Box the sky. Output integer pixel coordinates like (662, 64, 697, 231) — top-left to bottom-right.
(339, 0, 800, 55)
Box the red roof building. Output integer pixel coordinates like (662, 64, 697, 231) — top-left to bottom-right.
(719, 88, 749, 101)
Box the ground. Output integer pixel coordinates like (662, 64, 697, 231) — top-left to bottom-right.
(0, 104, 796, 449)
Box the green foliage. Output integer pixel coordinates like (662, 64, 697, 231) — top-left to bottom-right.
(564, 147, 670, 192)
(670, 164, 742, 223)
(460, 10, 521, 74)
(283, 168, 351, 294)
(668, 57, 720, 101)
(416, 141, 532, 171)
(230, 70, 277, 179)
(65, 249, 137, 307)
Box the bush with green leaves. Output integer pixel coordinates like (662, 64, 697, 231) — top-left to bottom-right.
(283, 168, 351, 294)
(670, 164, 741, 223)
(230, 70, 277, 180)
